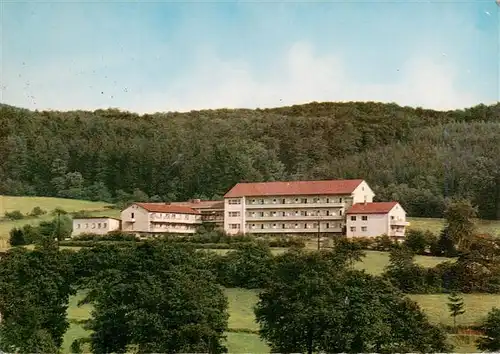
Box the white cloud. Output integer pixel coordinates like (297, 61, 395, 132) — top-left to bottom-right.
(1, 41, 487, 114)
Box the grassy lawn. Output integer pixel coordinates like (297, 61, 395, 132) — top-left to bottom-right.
(226, 288, 260, 331)
(0, 196, 112, 215)
(409, 217, 500, 237)
(355, 250, 451, 275)
(224, 332, 269, 353)
(408, 294, 500, 327)
(0, 196, 113, 250)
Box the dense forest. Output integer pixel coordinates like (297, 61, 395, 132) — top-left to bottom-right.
(0, 101, 499, 219)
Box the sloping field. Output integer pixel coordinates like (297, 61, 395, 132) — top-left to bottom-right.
(0, 196, 113, 249)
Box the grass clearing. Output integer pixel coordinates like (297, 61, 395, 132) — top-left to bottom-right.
(224, 332, 269, 353)
(62, 323, 91, 353)
(0, 196, 112, 215)
(355, 250, 451, 275)
(226, 288, 260, 331)
(0, 196, 113, 250)
(409, 217, 500, 237)
(448, 334, 482, 353)
(408, 294, 500, 327)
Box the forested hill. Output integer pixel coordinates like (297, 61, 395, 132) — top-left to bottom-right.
(1, 101, 499, 219)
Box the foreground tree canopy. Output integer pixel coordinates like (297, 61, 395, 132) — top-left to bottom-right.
(79, 243, 229, 353)
(1, 102, 499, 219)
(255, 249, 452, 354)
(0, 246, 75, 352)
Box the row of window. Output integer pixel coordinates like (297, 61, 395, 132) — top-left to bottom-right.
(247, 210, 343, 217)
(229, 223, 342, 230)
(150, 223, 196, 230)
(350, 226, 368, 232)
(75, 222, 108, 229)
(229, 210, 344, 218)
(150, 213, 198, 220)
(350, 215, 368, 221)
(228, 197, 345, 205)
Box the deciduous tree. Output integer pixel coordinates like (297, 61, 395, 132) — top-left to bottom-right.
(255, 250, 451, 353)
(0, 247, 75, 352)
(83, 243, 229, 353)
(477, 307, 500, 352)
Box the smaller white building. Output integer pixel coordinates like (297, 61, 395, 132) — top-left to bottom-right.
(72, 217, 121, 237)
(345, 202, 409, 239)
(121, 203, 202, 234)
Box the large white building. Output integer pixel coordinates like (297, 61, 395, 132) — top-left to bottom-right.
(223, 179, 375, 235)
(222, 179, 408, 238)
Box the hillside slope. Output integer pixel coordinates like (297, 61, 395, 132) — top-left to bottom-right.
(1, 101, 499, 220)
(0, 196, 113, 249)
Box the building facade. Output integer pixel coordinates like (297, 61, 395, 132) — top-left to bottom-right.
(223, 179, 375, 235)
(72, 217, 121, 237)
(169, 199, 224, 229)
(121, 203, 202, 234)
(345, 202, 409, 239)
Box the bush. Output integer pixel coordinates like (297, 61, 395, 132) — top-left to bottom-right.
(156, 232, 306, 248)
(74, 231, 137, 242)
(349, 237, 376, 249)
(4, 210, 24, 220)
(70, 210, 92, 218)
(373, 234, 400, 251)
(29, 206, 47, 217)
(58, 240, 259, 250)
(383, 246, 443, 293)
(9, 228, 27, 246)
(477, 308, 500, 351)
(267, 237, 305, 248)
(38, 215, 72, 240)
(59, 240, 137, 248)
(8, 224, 39, 246)
(403, 229, 436, 255)
(215, 242, 275, 288)
(51, 207, 68, 216)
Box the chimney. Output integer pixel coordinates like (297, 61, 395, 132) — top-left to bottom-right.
(192, 199, 201, 204)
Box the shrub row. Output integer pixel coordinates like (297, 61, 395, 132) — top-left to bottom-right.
(4, 206, 47, 221)
(60, 240, 263, 250)
(72, 231, 306, 248)
(73, 231, 137, 242)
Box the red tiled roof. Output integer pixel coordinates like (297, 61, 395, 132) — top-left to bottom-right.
(346, 202, 398, 214)
(169, 200, 224, 210)
(224, 179, 364, 198)
(135, 203, 200, 214)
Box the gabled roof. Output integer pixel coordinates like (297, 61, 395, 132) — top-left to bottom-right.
(346, 202, 399, 215)
(224, 179, 364, 198)
(135, 203, 200, 215)
(169, 200, 224, 210)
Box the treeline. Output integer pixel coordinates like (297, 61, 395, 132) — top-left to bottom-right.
(1, 102, 499, 219)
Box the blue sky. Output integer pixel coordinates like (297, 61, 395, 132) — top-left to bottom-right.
(1, 0, 498, 113)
